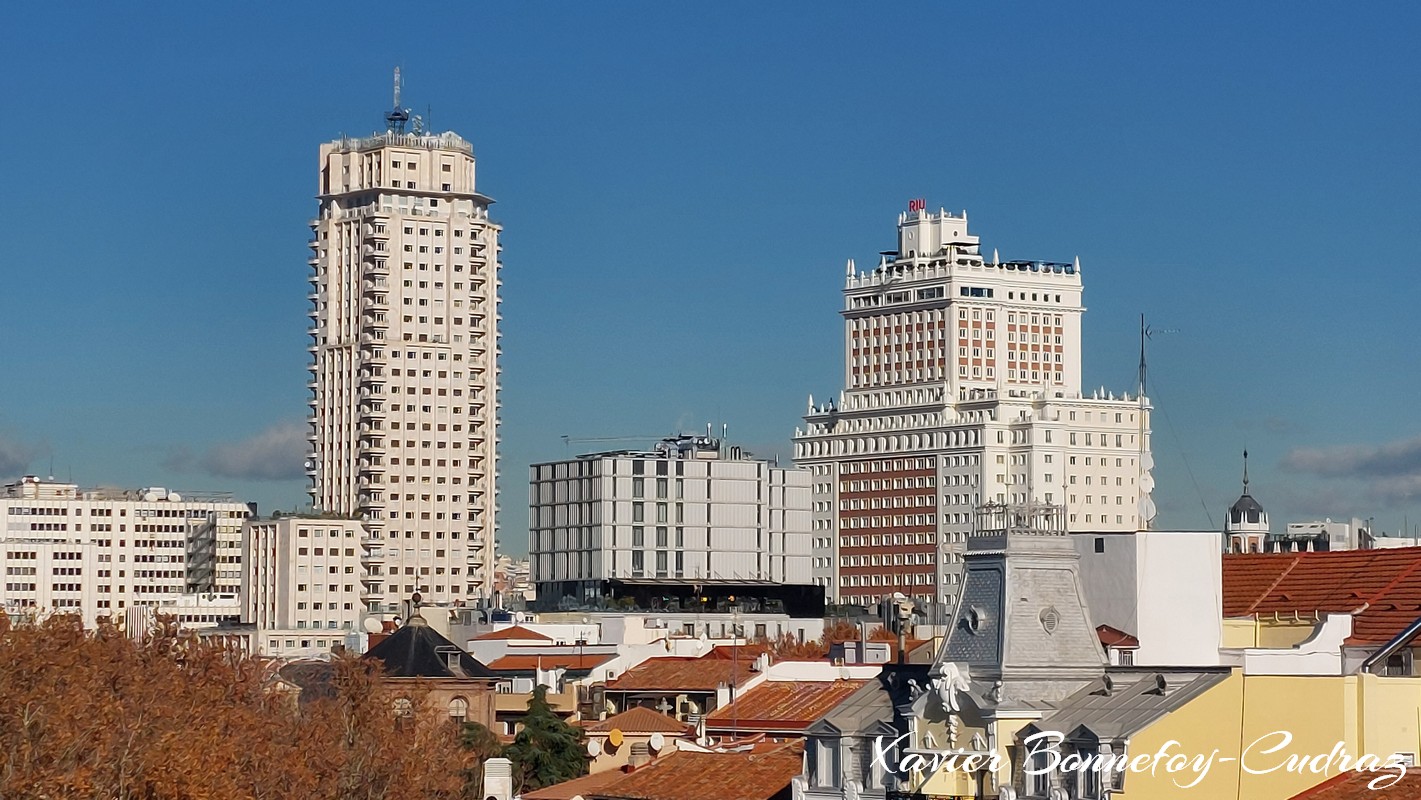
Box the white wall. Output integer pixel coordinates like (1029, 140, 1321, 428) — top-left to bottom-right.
(1134, 530, 1222, 666)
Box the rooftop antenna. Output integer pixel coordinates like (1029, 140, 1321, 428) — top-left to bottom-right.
(1138, 313, 1179, 398)
(385, 67, 410, 133)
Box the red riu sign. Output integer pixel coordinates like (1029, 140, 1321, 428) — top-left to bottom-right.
(908, 198, 926, 213)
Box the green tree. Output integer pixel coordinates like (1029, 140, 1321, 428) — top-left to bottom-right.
(503, 685, 586, 792)
(460, 721, 504, 798)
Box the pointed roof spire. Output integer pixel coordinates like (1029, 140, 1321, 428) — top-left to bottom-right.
(845, 258, 855, 277)
(1242, 449, 1250, 492)
(993, 248, 1000, 266)
(1074, 255, 1081, 273)
(807, 394, 815, 413)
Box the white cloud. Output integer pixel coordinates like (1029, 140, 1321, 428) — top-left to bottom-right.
(1281, 435, 1421, 507)
(0, 434, 40, 479)
(167, 421, 307, 481)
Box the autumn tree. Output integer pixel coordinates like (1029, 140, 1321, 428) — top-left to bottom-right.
(502, 685, 586, 793)
(0, 614, 475, 800)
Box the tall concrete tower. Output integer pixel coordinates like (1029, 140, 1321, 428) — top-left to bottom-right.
(307, 80, 500, 612)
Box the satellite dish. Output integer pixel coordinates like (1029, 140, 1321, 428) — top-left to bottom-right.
(167, 492, 182, 502)
(362, 617, 383, 633)
(587, 739, 601, 757)
(608, 729, 624, 748)
(648, 732, 665, 752)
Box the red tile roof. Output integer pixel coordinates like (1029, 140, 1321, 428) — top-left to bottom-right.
(584, 706, 693, 735)
(473, 625, 554, 641)
(588, 742, 803, 800)
(606, 657, 759, 693)
(1223, 548, 1421, 644)
(1288, 767, 1421, 798)
(523, 768, 631, 800)
(486, 653, 614, 672)
(701, 643, 772, 660)
(1096, 624, 1140, 648)
(703, 680, 868, 733)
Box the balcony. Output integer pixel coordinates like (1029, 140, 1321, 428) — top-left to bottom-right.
(360, 548, 385, 563)
(366, 295, 388, 310)
(358, 461, 386, 474)
(363, 315, 389, 329)
(364, 259, 389, 274)
(360, 586, 386, 601)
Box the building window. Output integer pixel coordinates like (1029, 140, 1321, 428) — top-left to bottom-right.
(449, 696, 468, 724)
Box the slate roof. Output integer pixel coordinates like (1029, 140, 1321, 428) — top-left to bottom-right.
(606, 657, 758, 693)
(1023, 669, 1230, 741)
(364, 617, 499, 679)
(584, 706, 693, 735)
(586, 742, 804, 800)
(816, 664, 930, 735)
(486, 653, 615, 673)
(1222, 548, 1421, 644)
(1287, 768, 1421, 799)
(276, 660, 337, 704)
(472, 625, 553, 641)
(704, 680, 868, 732)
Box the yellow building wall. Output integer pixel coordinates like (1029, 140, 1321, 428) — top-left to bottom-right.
(907, 670, 1421, 800)
(1221, 619, 1258, 649)
(1255, 621, 1321, 649)
(1221, 618, 1322, 650)
(1121, 672, 1420, 800)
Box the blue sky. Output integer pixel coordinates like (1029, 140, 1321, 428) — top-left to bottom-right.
(3, 3, 1419, 551)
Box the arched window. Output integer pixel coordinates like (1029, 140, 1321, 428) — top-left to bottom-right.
(449, 696, 469, 724)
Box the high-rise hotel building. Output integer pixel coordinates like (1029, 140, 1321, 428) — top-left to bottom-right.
(307, 107, 500, 613)
(793, 206, 1155, 609)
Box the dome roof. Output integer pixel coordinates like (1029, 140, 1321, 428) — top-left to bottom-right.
(1230, 493, 1265, 516)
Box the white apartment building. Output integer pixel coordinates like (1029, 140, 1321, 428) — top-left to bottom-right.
(792, 205, 1155, 609)
(242, 515, 368, 657)
(528, 435, 814, 610)
(0, 476, 249, 627)
(307, 96, 500, 614)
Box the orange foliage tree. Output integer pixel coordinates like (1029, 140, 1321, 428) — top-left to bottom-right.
(0, 614, 478, 800)
(757, 618, 890, 660)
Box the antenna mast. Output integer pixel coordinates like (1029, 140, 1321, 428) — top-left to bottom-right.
(385, 67, 411, 133)
(1138, 313, 1148, 398)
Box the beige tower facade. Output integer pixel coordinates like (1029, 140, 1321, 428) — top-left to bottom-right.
(307, 118, 500, 613)
(793, 205, 1155, 611)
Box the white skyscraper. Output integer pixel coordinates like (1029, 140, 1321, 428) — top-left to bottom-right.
(793, 204, 1155, 610)
(307, 80, 500, 613)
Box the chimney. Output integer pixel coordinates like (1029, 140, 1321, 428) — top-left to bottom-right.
(484, 757, 513, 800)
(627, 742, 652, 770)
